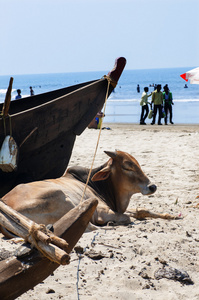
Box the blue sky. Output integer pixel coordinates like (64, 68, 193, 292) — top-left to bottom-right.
(1, 0, 198, 75)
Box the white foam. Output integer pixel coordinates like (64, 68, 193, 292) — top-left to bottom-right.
(108, 99, 139, 102)
(108, 99, 199, 103)
(0, 89, 8, 94)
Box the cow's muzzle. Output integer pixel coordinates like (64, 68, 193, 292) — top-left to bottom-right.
(141, 183, 157, 195)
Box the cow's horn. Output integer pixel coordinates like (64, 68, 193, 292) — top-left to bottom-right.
(104, 151, 117, 159)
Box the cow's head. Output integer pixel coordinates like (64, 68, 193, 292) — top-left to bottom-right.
(91, 150, 156, 213)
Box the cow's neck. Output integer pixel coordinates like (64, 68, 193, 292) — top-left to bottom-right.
(67, 164, 132, 214)
(90, 166, 131, 213)
(94, 179, 131, 213)
(114, 189, 132, 213)
(89, 166, 117, 212)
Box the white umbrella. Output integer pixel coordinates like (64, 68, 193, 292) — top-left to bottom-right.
(180, 67, 199, 84)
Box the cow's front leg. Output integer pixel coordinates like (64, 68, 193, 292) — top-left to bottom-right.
(92, 204, 132, 226)
(127, 208, 179, 220)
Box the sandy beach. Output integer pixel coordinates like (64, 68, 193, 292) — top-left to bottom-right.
(1, 123, 199, 300)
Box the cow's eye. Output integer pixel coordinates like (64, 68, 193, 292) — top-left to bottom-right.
(122, 162, 132, 171)
(122, 166, 131, 171)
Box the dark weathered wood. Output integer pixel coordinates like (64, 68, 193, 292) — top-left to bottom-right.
(0, 58, 126, 197)
(2, 77, 13, 117)
(107, 57, 126, 83)
(0, 198, 98, 300)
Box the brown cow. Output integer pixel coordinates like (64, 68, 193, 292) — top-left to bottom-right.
(1, 150, 175, 237)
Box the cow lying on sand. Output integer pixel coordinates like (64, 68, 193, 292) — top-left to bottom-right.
(1, 150, 176, 238)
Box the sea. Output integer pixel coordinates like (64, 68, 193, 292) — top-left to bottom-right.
(0, 67, 199, 124)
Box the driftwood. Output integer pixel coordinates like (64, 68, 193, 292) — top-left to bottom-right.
(0, 197, 98, 300)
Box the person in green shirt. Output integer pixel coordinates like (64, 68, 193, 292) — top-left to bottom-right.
(140, 87, 152, 125)
(151, 84, 163, 125)
(163, 85, 174, 125)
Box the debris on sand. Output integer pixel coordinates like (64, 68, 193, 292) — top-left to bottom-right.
(154, 266, 194, 285)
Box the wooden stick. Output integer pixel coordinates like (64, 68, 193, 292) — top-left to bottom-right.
(0, 200, 69, 265)
(2, 77, 13, 117)
(49, 235, 69, 252)
(36, 240, 70, 265)
(0, 198, 98, 300)
(0, 200, 51, 243)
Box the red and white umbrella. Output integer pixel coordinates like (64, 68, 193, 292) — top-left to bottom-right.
(180, 67, 199, 84)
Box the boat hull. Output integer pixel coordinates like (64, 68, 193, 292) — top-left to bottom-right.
(0, 79, 110, 196)
(0, 57, 126, 197)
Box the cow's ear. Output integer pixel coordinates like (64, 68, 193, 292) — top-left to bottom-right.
(104, 150, 117, 159)
(91, 165, 111, 181)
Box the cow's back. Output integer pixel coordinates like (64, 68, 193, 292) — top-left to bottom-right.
(2, 174, 98, 224)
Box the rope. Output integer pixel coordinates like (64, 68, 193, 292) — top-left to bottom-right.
(76, 231, 99, 300)
(26, 223, 57, 263)
(103, 75, 117, 88)
(3, 116, 6, 136)
(0, 114, 12, 137)
(80, 77, 112, 203)
(9, 115, 12, 136)
(19, 127, 38, 148)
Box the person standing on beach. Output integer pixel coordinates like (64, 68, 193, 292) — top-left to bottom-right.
(140, 87, 152, 125)
(15, 89, 22, 99)
(30, 86, 34, 96)
(151, 84, 163, 125)
(163, 85, 174, 125)
(137, 84, 140, 93)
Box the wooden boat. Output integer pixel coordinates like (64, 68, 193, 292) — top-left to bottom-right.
(0, 57, 126, 197)
(0, 198, 98, 300)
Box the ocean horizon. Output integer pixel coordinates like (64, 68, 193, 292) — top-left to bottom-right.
(0, 67, 199, 124)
